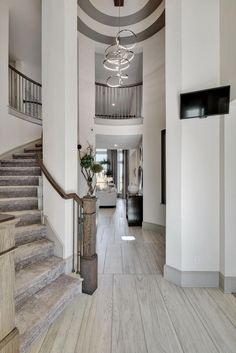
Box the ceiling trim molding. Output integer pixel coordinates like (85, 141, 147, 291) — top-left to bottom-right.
(77, 11, 165, 45)
(77, 0, 162, 27)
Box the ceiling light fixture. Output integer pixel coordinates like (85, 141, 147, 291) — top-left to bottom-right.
(103, 3, 137, 87)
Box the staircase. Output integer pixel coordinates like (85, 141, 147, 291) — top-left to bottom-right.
(0, 142, 82, 353)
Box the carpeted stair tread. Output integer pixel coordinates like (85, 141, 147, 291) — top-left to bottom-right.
(0, 159, 38, 167)
(0, 185, 38, 198)
(15, 239, 54, 271)
(24, 147, 42, 153)
(15, 256, 65, 309)
(0, 197, 38, 212)
(16, 274, 82, 353)
(4, 210, 41, 226)
(0, 176, 40, 186)
(0, 166, 41, 176)
(13, 153, 38, 159)
(15, 224, 46, 245)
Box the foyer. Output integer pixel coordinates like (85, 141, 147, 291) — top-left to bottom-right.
(1, 0, 236, 352)
(28, 201, 236, 353)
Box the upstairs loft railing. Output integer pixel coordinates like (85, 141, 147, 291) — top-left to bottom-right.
(95, 82, 143, 120)
(9, 65, 42, 121)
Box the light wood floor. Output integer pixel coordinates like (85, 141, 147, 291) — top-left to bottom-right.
(29, 200, 236, 353)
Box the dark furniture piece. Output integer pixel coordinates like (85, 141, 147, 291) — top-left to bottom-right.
(126, 194, 143, 226)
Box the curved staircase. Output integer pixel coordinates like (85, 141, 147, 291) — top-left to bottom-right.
(0, 142, 82, 353)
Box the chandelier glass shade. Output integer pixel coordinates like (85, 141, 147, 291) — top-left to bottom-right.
(103, 11, 137, 87)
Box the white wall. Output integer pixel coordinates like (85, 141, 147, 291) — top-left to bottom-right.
(143, 28, 166, 227)
(221, 100, 236, 277)
(166, 0, 220, 273)
(42, 0, 78, 260)
(0, 1, 41, 156)
(78, 33, 96, 196)
(219, 0, 236, 282)
(220, 0, 236, 101)
(9, 0, 41, 82)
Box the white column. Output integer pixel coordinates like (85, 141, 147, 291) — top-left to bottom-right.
(165, 0, 220, 287)
(78, 33, 95, 196)
(143, 29, 166, 229)
(42, 0, 78, 261)
(219, 0, 236, 292)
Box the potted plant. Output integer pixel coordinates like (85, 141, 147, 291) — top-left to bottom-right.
(78, 144, 103, 196)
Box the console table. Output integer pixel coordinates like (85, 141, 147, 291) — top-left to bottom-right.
(126, 194, 143, 226)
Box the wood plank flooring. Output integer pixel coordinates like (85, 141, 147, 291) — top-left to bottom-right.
(29, 200, 236, 353)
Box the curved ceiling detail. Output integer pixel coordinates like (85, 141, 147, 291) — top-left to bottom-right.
(77, 0, 165, 45)
(77, 11, 165, 45)
(77, 0, 162, 27)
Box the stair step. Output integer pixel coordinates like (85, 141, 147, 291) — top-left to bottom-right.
(0, 197, 38, 212)
(15, 256, 65, 309)
(5, 210, 41, 226)
(15, 224, 46, 245)
(15, 239, 54, 272)
(13, 153, 38, 159)
(24, 147, 42, 153)
(35, 143, 42, 148)
(0, 186, 38, 198)
(0, 159, 38, 167)
(0, 176, 40, 186)
(16, 274, 82, 353)
(0, 167, 41, 176)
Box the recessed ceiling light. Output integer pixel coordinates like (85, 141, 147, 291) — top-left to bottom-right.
(121, 235, 136, 241)
(112, 103, 115, 106)
(114, 144, 118, 147)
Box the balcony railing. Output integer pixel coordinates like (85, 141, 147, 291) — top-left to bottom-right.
(95, 82, 143, 120)
(9, 65, 42, 120)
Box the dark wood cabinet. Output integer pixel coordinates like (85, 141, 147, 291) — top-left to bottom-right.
(126, 194, 143, 226)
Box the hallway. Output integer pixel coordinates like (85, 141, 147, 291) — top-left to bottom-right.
(29, 201, 236, 353)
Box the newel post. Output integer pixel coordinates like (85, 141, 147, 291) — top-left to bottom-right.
(0, 217, 19, 353)
(80, 196, 98, 294)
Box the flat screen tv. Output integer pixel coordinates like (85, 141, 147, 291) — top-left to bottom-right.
(180, 85, 230, 119)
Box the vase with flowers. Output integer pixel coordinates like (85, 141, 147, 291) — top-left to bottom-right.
(78, 144, 103, 196)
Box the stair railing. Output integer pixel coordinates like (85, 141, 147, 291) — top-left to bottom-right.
(9, 65, 42, 121)
(95, 81, 143, 120)
(36, 153, 98, 295)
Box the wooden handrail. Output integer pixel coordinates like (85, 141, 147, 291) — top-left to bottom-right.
(36, 153, 83, 206)
(9, 64, 42, 87)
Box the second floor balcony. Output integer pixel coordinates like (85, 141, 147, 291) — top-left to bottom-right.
(95, 82, 143, 125)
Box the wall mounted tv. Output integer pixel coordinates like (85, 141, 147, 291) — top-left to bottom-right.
(180, 85, 230, 119)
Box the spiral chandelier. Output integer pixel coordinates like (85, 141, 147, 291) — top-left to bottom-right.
(103, 6, 137, 88)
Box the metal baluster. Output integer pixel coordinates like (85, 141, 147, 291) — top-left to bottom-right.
(9, 67, 11, 107)
(72, 200, 75, 273)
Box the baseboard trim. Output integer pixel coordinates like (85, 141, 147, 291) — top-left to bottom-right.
(164, 265, 219, 288)
(142, 221, 165, 236)
(0, 138, 41, 159)
(219, 272, 236, 293)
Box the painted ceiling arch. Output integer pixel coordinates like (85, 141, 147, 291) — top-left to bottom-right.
(77, 0, 163, 27)
(77, 0, 165, 44)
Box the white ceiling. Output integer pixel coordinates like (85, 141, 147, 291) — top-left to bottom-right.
(8, 0, 41, 80)
(96, 134, 142, 149)
(90, 0, 150, 17)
